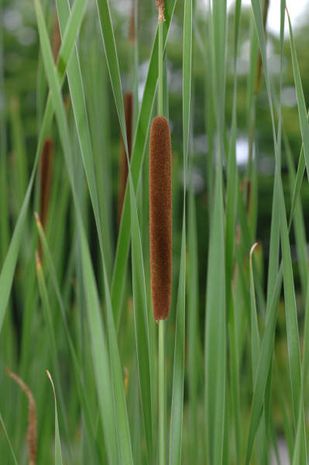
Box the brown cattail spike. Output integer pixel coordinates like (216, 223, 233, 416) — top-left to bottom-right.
(149, 116, 172, 321)
(39, 138, 54, 230)
(118, 92, 133, 225)
(6, 369, 37, 465)
(156, 0, 165, 22)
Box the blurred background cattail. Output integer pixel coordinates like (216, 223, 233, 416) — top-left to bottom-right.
(52, 13, 61, 62)
(149, 116, 172, 321)
(255, 0, 270, 94)
(118, 92, 133, 226)
(39, 138, 53, 230)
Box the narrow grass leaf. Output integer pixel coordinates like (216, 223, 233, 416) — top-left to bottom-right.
(249, 243, 261, 376)
(46, 371, 63, 465)
(169, 220, 186, 465)
(187, 190, 200, 461)
(205, 168, 226, 465)
(245, 268, 282, 464)
(287, 12, 309, 180)
(95, 0, 128, 152)
(129, 178, 154, 460)
(279, 178, 302, 424)
(168, 0, 191, 460)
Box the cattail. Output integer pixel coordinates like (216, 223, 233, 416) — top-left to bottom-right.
(39, 138, 54, 230)
(52, 13, 61, 62)
(240, 178, 252, 212)
(118, 92, 133, 225)
(149, 116, 172, 321)
(7, 369, 37, 465)
(156, 0, 165, 22)
(255, 0, 269, 93)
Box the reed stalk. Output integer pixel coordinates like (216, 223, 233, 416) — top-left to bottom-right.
(158, 320, 165, 465)
(157, 0, 165, 116)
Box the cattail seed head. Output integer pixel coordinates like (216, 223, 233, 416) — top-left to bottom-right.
(118, 92, 133, 225)
(39, 138, 54, 230)
(149, 116, 172, 321)
(52, 14, 61, 62)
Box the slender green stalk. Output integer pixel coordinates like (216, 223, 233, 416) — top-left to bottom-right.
(158, 14, 164, 115)
(158, 320, 165, 465)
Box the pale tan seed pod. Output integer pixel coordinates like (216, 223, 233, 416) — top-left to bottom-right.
(149, 116, 172, 320)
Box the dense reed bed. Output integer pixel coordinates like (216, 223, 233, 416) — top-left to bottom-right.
(1, 0, 309, 464)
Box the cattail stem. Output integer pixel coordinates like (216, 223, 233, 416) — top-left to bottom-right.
(157, 0, 165, 115)
(158, 320, 165, 465)
(158, 20, 164, 115)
